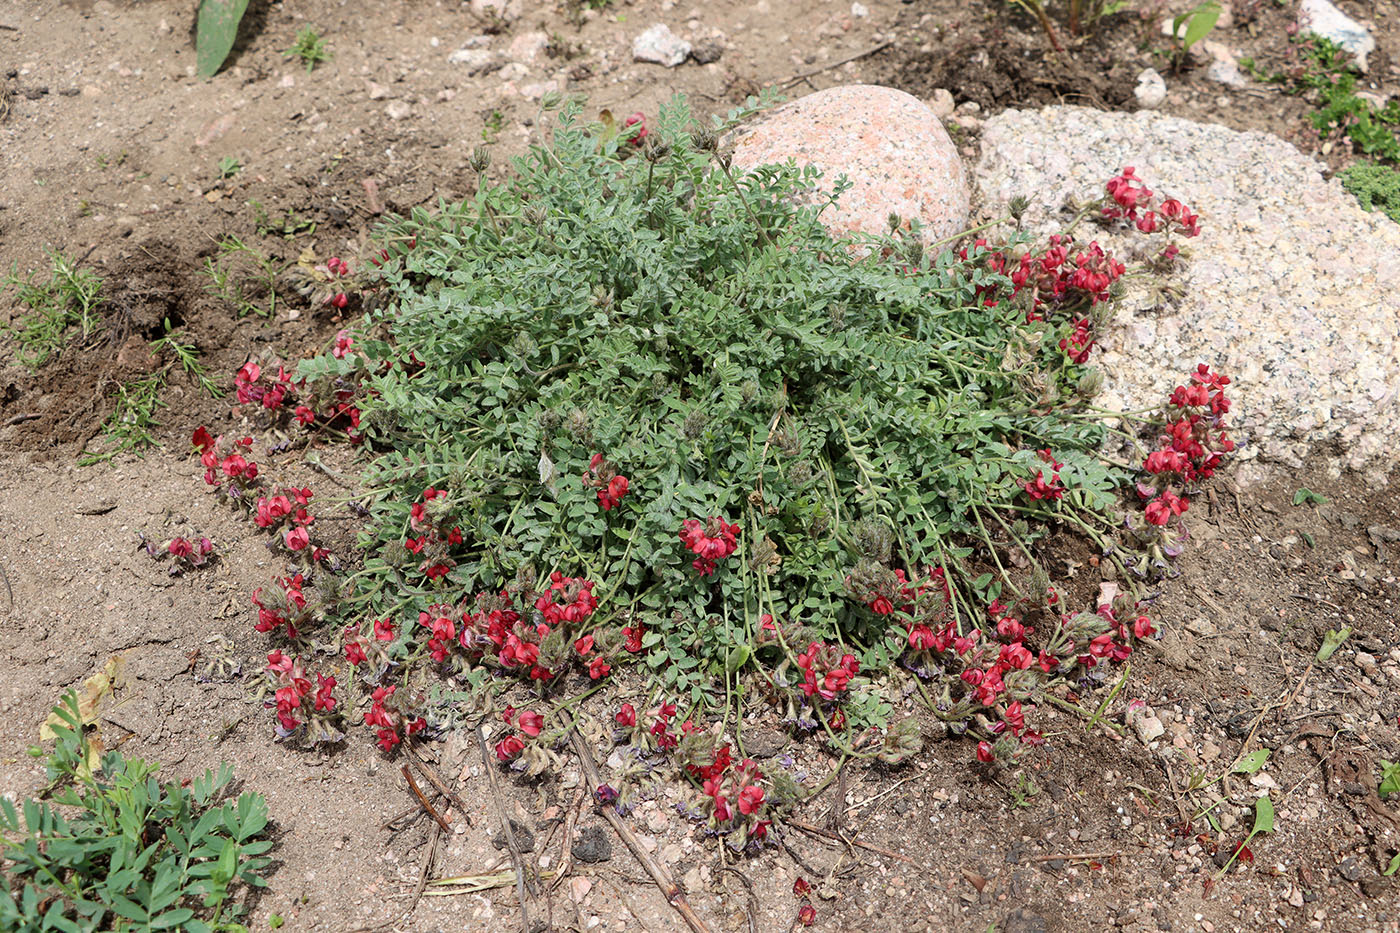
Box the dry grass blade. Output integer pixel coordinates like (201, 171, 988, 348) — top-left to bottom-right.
(562, 713, 714, 933)
(721, 866, 759, 933)
(476, 721, 537, 931)
(406, 741, 473, 826)
(402, 765, 453, 834)
(785, 818, 917, 865)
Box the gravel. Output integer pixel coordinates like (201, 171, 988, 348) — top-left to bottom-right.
(975, 106, 1400, 482)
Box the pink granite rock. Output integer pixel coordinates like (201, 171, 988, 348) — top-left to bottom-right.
(729, 85, 970, 245)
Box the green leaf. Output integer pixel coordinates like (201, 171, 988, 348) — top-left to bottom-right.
(1182, 2, 1220, 49)
(196, 0, 252, 79)
(1251, 795, 1275, 835)
(1292, 487, 1327, 506)
(1384, 852, 1400, 876)
(1233, 749, 1271, 774)
(724, 645, 751, 674)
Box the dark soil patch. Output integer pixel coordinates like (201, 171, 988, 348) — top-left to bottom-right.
(878, 28, 1138, 111)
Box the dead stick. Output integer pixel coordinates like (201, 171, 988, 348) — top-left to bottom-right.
(402, 766, 453, 834)
(785, 819, 917, 865)
(1028, 850, 1122, 863)
(406, 742, 473, 826)
(476, 721, 536, 933)
(780, 41, 893, 87)
(563, 715, 714, 933)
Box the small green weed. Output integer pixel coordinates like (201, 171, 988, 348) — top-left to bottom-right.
(1291, 487, 1327, 506)
(249, 200, 317, 239)
(482, 109, 506, 144)
(81, 323, 221, 465)
(0, 691, 273, 931)
(1339, 161, 1400, 224)
(1379, 759, 1400, 799)
(2, 249, 104, 369)
(284, 27, 330, 74)
(218, 156, 242, 179)
(1009, 772, 1040, 808)
(202, 236, 285, 317)
(80, 371, 166, 466)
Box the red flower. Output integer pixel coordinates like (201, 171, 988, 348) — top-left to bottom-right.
(314, 674, 337, 711)
(869, 595, 894, 615)
(284, 527, 311, 551)
(344, 641, 367, 666)
(374, 618, 396, 642)
(908, 624, 936, 651)
(518, 711, 544, 737)
(793, 878, 811, 898)
(598, 474, 630, 511)
(1145, 491, 1189, 526)
(574, 635, 595, 656)
(622, 112, 648, 145)
(495, 734, 526, 761)
(976, 741, 995, 763)
(376, 728, 401, 752)
(737, 784, 765, 815)
(678, 516, 741, 573)
(797, 904, 816, 927)
(615, 703, 636, 727)
(192, 426, 215, 453)
(623, 625, 645, 653)
(1021, 469, 1065, 502)
(589, 657, 611, 680)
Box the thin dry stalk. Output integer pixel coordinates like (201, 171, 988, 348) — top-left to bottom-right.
(562, 713, 714, 933)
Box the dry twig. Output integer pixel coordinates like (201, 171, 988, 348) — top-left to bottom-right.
(785, 819, 917, 865)
(562, 713, 714, 933)
(476, 722, 537, 931)
(401, 765, 453, 834)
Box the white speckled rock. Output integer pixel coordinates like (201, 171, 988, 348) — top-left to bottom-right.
(730, 85, 970, 244)
(976, 106, 1400, 481)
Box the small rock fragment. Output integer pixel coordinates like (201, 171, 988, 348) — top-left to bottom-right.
(1128, 703, 1165, 744)
(633, 24, 692, 67)
(1298, 0, 1376, 71)
(1134, 68, 1166, 109)
(690, 41, 724, 65)
(447, 48, 504, 76)
(927, 87, 955, 118)
(572, 824, 613, 863)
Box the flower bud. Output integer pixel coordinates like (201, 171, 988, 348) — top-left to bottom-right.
(1076, 367, 1104, 400)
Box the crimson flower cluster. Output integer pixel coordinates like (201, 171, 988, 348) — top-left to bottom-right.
(405, 486, 464, 583)
(1126, 365, 1236, 576)
(254, 486, 326, 557)
(194, 429, 260, 499)
(142, 534, 215, 575)
(1103, 167, 1201, 238)
(265, 650, 341, 743)
(963, 234, 1126, 326)
(679, 516, 740, 576)
(234, 361, 302, 412)
(1020, 448, 1066, 502)
(613, 699, 681, 752)
(494, 705, 546, 762)
(792, 641, 860, 732)
(252, 573, 309, 640)
(698, 752, 770, 840)
(583, 453, 630, 511)
(364, 684, 426, 752)
(324, 256, 352, 310)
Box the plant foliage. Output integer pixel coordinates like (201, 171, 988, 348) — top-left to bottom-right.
(1, 692, 273, 932)
(300, 97, 1128, 687)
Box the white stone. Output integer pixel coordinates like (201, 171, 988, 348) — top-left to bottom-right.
(508, 30, 550, 63)
(632, 24, 692, 67)
(447, 48, 504, 76)
(470, 0, 519, 24)
(927, 88, 955, 119)
(851, 2, 869, 16)
(975, 107, 1400, 476)
(1129, 704, 1165, 744)
(1299, 0, 1376, 71)
(730, 85, 970, 244)
(1134, 68, 1166, 109)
